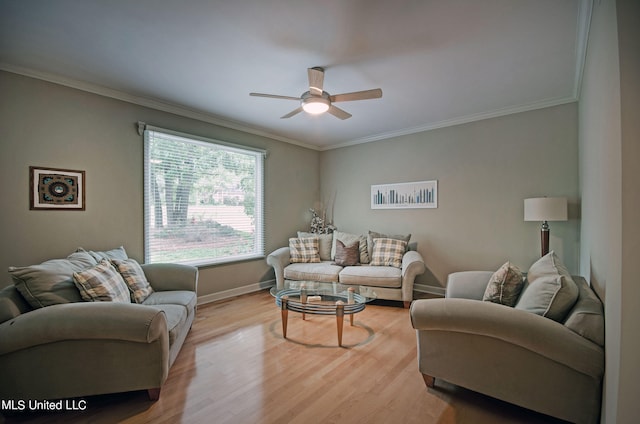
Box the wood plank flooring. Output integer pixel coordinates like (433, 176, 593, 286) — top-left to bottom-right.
(1, 290, 567, 424)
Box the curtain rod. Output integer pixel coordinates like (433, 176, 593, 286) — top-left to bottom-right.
(136, 121, 268, 157)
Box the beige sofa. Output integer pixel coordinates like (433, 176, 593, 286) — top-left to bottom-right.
(0, 248, 198, 402)
(410, 270, 605, 424)
(267, 231, 426, 307)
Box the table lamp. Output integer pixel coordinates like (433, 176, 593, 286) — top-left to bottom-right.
(524, 197, 567, 257)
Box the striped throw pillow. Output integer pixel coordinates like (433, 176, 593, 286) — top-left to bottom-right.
(111, 258, 154, 303)
(370, 238, 407, 268)
(289, 237, 321, 263)
(73, 260, 131, 303)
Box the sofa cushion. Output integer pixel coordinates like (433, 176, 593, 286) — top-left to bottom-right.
(334, 239, 360, 266)
(298, 232, 333, 261)
(367, 230, 411, 260)
(143, 290, 197, 313)
(111, 258, 154, 303)
(331, 231, 369, 264)
(339, 265, 402, 288)
(284, 262, 342, 283)
(85, 246, 129, 262)
(9, 251, 98, 309)
(0, 285, 33, 324)
(289, 237, 321, 263)
(482, 261, 524, 307)
(147, 304, 187, 346)
(515, 251, 579, 322)
(369, 238, 407, 268)
(563, 277, 605, 346)
(73, 260, 131, 303)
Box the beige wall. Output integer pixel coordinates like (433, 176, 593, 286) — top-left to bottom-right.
(0, 71, 319, 297)
(320, 103, 580, 289)
(617, 0, 640, 420)
(579, 0, 640, 422)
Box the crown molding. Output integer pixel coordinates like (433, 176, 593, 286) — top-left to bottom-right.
(572, 0, 594, 100)
(321, 96, 578, 151)
(2, 49, 586, 153)
(0, 63, 321, 151)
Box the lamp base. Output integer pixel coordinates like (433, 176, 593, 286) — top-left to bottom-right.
(540, 221, 550, 257)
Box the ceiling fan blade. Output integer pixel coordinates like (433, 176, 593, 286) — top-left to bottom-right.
(250, 93, 300, 101)
(281, 107, 304, 119)
(308, 67, 324, 96)
(330, 88, 383, 103)
(327, 105, 352, 120)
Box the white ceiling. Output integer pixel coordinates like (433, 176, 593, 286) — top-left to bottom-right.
(0, 0, 590, 150)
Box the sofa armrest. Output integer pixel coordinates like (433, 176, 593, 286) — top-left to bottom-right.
(0, 302, 167, 356)
(141, 263, 198, 292)
(445, 271, 493, 299)
(401, 250, 426, 301)
(266, 247, 290, 289)
(410, 298, 604, 378)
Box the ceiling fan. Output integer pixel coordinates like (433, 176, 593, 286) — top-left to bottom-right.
(250, 67, 382, 120)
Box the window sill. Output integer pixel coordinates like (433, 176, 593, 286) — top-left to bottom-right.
(173, 254, 266, 269)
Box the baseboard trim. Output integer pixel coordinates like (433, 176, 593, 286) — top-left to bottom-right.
(414, 284, 446, 297)
(198, 281, 445, 304)
(197, 280, 275, 305)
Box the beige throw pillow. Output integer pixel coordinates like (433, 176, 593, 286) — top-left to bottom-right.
(563, 277, 605, 346)
(85, 246, 129, 262)
(331, 231, 369, 264)
(515, 251, 579, 322)
(9, 251, 98, 308)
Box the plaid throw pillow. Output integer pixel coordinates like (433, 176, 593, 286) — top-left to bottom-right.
(370, 238, 407, 268)
(73, 259, 131, 303)
(289, 237, 321, 263)
(111, 258, 154, 303)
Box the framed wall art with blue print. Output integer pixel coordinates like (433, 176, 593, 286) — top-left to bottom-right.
(30, 166, 85, 210)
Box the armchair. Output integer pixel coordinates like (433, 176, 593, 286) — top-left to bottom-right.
(410, 271, 604, 424)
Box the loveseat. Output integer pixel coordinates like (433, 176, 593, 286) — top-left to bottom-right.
(0, 247, 198, 402)
(267, 230, 426, 307)
(410, 252, 605, 424)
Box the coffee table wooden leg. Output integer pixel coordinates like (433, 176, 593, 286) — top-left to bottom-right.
(300, 287, 306, 321)
(281, 296, 289, 339)
(347, 287, 354, 327)
(336, 301, 345, 346)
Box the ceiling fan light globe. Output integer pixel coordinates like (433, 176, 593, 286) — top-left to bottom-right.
(301, 97, 330, 114)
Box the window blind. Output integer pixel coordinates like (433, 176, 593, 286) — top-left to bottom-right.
(143, 128, 264, 266)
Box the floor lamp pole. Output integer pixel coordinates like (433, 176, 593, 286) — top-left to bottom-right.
(540, 221, 550, 257)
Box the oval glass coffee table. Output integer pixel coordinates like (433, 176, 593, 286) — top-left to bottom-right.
(270, 281, 377, 347)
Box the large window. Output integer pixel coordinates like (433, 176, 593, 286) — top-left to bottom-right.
(143, 126, 264, 265)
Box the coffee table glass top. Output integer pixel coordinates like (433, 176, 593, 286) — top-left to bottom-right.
(270, 281, 377, 315)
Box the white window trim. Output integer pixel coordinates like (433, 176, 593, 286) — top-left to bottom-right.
(141, 122, 266, 267)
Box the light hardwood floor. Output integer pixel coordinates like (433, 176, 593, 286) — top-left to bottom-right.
(2, 290, 567, 424)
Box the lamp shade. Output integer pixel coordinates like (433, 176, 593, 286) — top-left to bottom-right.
(524, 197, 567, 221)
